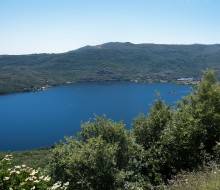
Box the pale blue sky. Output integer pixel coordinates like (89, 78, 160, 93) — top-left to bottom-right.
(0, 0, 220, 54)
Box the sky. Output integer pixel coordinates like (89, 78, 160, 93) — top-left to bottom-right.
(0, 0, 220, 55)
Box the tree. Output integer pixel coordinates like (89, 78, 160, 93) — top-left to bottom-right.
(132, 98, 171, 150)
(132, 97, 172, 183)
(49, 115, 150, 190)
(189, 69, 220, 154)
(159, 69, 220, 178)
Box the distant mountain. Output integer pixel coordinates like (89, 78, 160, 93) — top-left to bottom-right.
(0, 42, 220, 94)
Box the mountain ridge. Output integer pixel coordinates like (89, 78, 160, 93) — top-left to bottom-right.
(0, 42, 220, 94)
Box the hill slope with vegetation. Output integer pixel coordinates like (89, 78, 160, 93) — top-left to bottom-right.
(1, 69, 220, 189)
(1, 42, 220, 94)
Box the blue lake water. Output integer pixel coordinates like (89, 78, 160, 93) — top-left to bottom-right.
(0, 82, 191, 151)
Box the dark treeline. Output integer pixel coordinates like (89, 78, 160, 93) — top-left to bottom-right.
(1, 69, 220, 189)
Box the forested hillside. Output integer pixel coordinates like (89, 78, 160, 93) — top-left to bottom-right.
(1, 42, 220, 94)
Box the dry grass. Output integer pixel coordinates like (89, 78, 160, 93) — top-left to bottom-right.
(159, 163, 220, 190)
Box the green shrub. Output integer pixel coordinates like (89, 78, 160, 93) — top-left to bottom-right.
(132, 69, 220, 181)
(49, 115, 151, 190)
(0, 155, 69, 190)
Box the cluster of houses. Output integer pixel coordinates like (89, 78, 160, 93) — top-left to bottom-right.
(177, 77, 193, 82)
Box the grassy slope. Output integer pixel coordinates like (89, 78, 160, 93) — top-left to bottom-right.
(0, 147, 51, 168)
(1, 42, 220, 94)
(160, 163, 220, 190)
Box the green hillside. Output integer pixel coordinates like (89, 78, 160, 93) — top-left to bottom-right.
(1, 42, 220, 94)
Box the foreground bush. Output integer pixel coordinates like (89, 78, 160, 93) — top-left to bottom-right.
(49, 115, 151, 190)
(0, 155, 69, 190)
(159, 69, 220, 177)
(132, 69, 220, 181)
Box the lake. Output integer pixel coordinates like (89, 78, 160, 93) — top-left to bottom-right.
(0, 82, 191, 151)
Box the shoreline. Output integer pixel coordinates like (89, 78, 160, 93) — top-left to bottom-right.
(0, 78, 197, 96)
